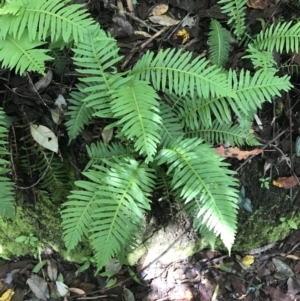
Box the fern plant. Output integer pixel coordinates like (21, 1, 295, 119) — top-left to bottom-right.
(0, 0, 296, 270)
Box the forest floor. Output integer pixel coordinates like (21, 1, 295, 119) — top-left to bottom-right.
(2, 0, 300, 300)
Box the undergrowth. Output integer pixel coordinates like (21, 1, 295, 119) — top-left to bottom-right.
(0, 0, 296, 269)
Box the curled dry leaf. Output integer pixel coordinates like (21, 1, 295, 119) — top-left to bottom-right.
(216, 145, 263, 160)
(32, 69, 53, 92)
(151, 4, 168, 16)
(68, 288, 85, 296)
(149, 15, 180, 26)
(272, 175, 298, 189)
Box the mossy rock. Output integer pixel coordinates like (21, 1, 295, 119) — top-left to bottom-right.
(0, 192, 92, 262)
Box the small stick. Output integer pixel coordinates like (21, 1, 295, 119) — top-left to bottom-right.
(126, 0, 135, 16)
(121, 26, 169, 70)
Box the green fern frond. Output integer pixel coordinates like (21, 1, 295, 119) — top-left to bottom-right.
(89, 159, 155, 269)
(61, 170, 101, 251)
(85, 142, 135, 171)
(0, 0, 94, 43)
(252, 21, 300, 53)
(72, 25, 123, 116)
(243, 45, 277, 73)
(208, 19, 230, 67)
(186, 120, 260, 146)
(65, 84, 96, 142)
(155, 166, 173, 202)
(130, 49, 236, 100)
(165, 92, 232, 129)
(156, 138, 239, 251)
(159, 102, 184, 147)
(62, 158, 155, 269)
(0, 108, 15, 220)
(228, 69, 292, 114)
(0, 32, 52, 75)
(109, 80, 162, 163)
(217, 0, 247, 40)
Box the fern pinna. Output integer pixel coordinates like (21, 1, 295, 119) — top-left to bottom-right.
(0, 0, 295, 270)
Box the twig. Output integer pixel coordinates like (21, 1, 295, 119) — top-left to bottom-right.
(121, 26, 169, 70)
(126, 0, 135, 16)
(235, 127, 290, 173)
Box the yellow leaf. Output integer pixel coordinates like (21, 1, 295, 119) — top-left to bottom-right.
(240, 255, 255, 265)
(0, 289, 14, 301)
(177, 29, 189, 45)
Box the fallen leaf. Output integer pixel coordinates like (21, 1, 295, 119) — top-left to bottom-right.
(27, 274, 50, 300)
(151, 4, 168, 16)
(216, 145, 262, 160)
(240, 255, 255, 265)
(102, 127, 113, 144)
(56, 281, 68, 297)
(247, 0, 270, 9)
(30, 124, 58, 153)
(47, 259, 58, 282)
(272, 175, 298, 189)
(68, 288, 85, 295)
(32, 69, 53, 92)
(286, 254, 300, 260)
(177, 29, 189, 44)
(149, 15, 180, 26)
(0, 289, 14, 301)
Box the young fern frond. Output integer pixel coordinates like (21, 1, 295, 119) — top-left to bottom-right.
(217, 0, 247, 40)
(109, 80, 162, 163)
(65, 84, 96, 142)
(185, 120, 260, 146)
(0, 0, 94, 43)
(208, 19, 230, 67)
(0, 32, 52, 75)
(0, 108, 15, 220)
(252, 21, 300, 53)
(130, 49, 236, 100)
(156, 138, 239, 251)
(243, 45, 277, 73)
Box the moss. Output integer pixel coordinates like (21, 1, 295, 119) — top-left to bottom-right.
(0, 193, 92, 262)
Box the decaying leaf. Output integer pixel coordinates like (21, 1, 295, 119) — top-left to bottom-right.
(27, 274, 50, 300)
(247, 0, 270, 9)
(177, 29, 189, 44)
(240, 255, 255, 265)
(0, 289, 14, 301)
(47, 259, 58, 282)
(68, 288, 85, 295)
(32, 69, 53, 92)
(102, 127, 114, 144)
(272, 258, 294, 279)
(30, 124, 58, 153)
(56, 281, 69, 297)
(216, 145, 262, 160)
(151, 4, 168, 16)
(149, 15, 180, 26)
(272, 175, 298, 189)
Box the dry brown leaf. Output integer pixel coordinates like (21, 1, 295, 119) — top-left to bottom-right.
(68, 288, 85, 295)
(216, 145, 262, 160)
(247, 0, 270, 9)
(272, 175, 298, 189)
(286, 254, 300, 261)
(149, 15, 180, 26)
(151, 4, 168, 16)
